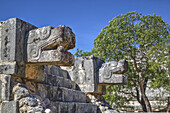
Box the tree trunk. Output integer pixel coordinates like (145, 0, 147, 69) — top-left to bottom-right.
(136, 86, 147, 112)
(140, 97, 147, 112)
(139, 72, 152, 112)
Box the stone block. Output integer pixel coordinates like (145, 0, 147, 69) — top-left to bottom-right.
(0, 18, 76, 79)
(68, 103, 77, 113)
(0, 74, 11, 101)
(63, 78, 76, 90)
(51, 86, 62, 101)
(51, 87, 87, 102)
(62, 88, 74, 102)
(99, 74, 128, 85)
(37, 83, 47, 99)
(45, 72, 76, 90)
(46, 74, 57, 86)
(76, 103, 97, 113)
(61, 56, 104, 93)
(56, 76, 64, 87)
(25, 64, 45, 82)
(25, 81, 36, 94)
(0, 18, 36, 62)
(99, 60, 128, 85)
(12, 83, 30, 101)
(27, 25, 75, 66)
(45, 65, 62, 77)
(1, 101, 19, 113)
(62, 56, 128, 94)
(72, 90, 86, 103)
(55, 102, 97, 113)
(0, 18, 36, 76)
(78, 84, 97, 93)
(46, 65, 69, 78)
(45, 85, 53, 100)
(0, 63, 15, 75)
(58, 102, 68, 113)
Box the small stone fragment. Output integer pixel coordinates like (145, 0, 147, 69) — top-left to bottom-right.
(12, 83, 30, 101)
(45, 108, 52, 113)
(19, 97, 38, 107)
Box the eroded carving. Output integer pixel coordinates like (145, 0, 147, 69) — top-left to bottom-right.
(27, 25, 75, 66)
(0, 18, 75, 77)
(61, 56, 128, 93)
(99, 59, 128, 84)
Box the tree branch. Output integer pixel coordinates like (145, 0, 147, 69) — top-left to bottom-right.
(128, 78, 139, 86)
(129, 49, 141, 72)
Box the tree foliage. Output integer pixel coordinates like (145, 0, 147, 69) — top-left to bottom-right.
(74, 48, 92, 57)
(75, 11, 170, 112)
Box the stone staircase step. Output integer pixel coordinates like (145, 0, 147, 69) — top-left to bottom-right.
(50, 87, 87, 103)
(45, 74, 77, 90)
(51, 101, 97, 113)
(45, 65, 69, 79)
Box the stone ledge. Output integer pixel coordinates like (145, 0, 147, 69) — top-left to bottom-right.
(25, 82, 86, 103)
(59, 87, 87, 103)
(99, 74, 128, 85)
(51, 101, 97, 113)
(45, 74, 77, 90)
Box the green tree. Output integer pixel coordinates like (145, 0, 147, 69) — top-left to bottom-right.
(75, 11, 170, 112)
(74, 48, 92, 57)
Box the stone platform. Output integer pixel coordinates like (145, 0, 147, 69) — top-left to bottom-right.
(0, 18, 128, 113)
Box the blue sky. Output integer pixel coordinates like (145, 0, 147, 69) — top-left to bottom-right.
(0, 0, 170, 54)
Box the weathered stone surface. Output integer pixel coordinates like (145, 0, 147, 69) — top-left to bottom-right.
(61, 56, 128, 94)
(100, 60, 128, 74)
(27, 25, 75, 66)
(52, 86, 62, 101)
(59, 102, 68, 113)
(76, 103, 97, 113)
(29, 82, 84, 103)
(0, 18, 75, 78)
(12, 83, 30, 101)
(99, 59, 128, 85)
(1, 101, 19, 113)
(45, 74, 76, 89)
(68, 103, 77, 113)
(19, 96, 38, 107)
(25, 81, 37, 93)
(25, 64, 45, 82)
(13, 90, 45, 113)
(0, 18, 36, 62)
(0, 74, 11, 101)
(52, 87, 86, 102)
(0, 18, 129, 113)
(72, 89, 86, 102)
(99, 74, 128, 85)
(19, 104, 44, 113)
(45, 65, 69, 78)
(36, 83, 47, 99)
(61, 56, 104, 93)
(54, 102, 98, 113)
(87, 94, 117, 113)
(0, 18, 36, 76)
(0, 63, 16, 75)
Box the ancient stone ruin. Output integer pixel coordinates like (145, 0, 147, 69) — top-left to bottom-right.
(0, 18, 128, 113)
